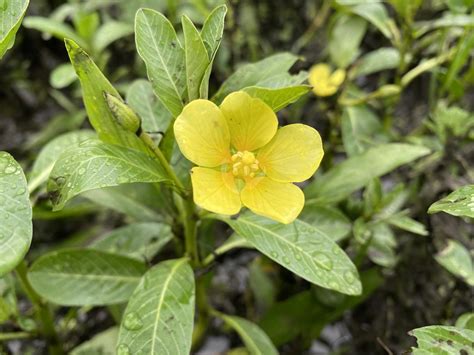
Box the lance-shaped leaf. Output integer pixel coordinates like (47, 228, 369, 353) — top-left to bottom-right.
(428, 185, 474, 219)
(435, 240, 474, 286)
(135, 9, 186, 117)
(117, 258, 195, 355)
(27, 249, 146, 306)
(91, 222, 173, 262)
(65, 39, 149, 154)
(126, 80, 172, 135)
(222, 214, 362, 296)
(47, 140, 171, 210)
(213, 53, 300, 103)
(0, 0, 29, 58)
(305, 143, 431, 204)
(0, 153, 32, 276)
(28, 130, 95, 192)
(218, 313, 278, 355)
(182, 15, 209, 101)
(243, 85, 311, 112)
(199, 5, 227, 98)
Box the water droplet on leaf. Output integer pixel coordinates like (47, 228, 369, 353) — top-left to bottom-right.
(123, 312, 143, 331)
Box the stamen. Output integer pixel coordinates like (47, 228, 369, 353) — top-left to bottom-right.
(231, 150, 261, 179)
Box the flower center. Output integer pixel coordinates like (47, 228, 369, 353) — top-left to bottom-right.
(231, 151, 260, 178)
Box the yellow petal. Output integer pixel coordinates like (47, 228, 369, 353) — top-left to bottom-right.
(308, 63, 331, 85)
(308, 63, 342, 97)
(257, 124, 324, 183)
(220, 91, 278, 151)
(329, 69, 346, 86)
(241, 177, 304, 224)
(191, 167, 241, 215)
(174, 100, 231, 167)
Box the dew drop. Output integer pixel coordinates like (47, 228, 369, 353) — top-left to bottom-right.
(270, 251, 278, 258)
(313, 252, 333, 271)
(295, 253, 302, 261)
(78, 167, 86, 175)
(282, 256, 290, 264)
(16, 188, 26, 196)
(329, 280, 338, 290)
(117, 343, 131, 355)
(343, 270, 356, 284)
(123, 312, 143, 331)
(4, 166, 16, 174)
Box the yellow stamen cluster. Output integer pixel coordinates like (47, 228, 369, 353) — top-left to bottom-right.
(231, 151, 260, 178)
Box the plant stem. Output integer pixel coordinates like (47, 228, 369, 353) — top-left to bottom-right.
(183, 197, 200, 267)
(15, 261, 63, 355)
(139, 131, 187, 196)
(192, 276, 211, 349)
(0, 332, 33, 341)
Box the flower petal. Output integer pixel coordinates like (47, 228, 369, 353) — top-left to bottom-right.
(241, 177, 304, 224)
(309, 63, 342, 97)
(220, 91, 278, 151)
(174, 100, 231, 167)
(191, 167, 241, 215)
(257, 124, 324, 183)
(329, 69, 346, 86)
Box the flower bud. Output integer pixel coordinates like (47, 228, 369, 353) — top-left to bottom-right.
(104, 92, 141, 134)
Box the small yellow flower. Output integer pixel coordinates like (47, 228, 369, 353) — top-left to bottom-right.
(174, 91, 324, 224)
(309, 63, 346, 97)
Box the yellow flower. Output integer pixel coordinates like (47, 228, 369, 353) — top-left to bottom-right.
(174, 91, 324, 224)
(309, 63, 346, 97)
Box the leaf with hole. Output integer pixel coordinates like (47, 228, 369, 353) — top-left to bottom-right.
(47, 140, 171, 210)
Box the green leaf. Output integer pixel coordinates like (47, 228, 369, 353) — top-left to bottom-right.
(341, 105, 385, 156)
(222, 214, 362, 295)
(28, 249, 146, 306)
(299, 205, 352, 242)
(93, 21, 133, 53)
(213, 53, 300, 103)
(71, 327, 118, 355)
(349, 3, 393, 38)
(414, 13, 474, 37)
(428, 185, 474, 218)
(135, 9, 186, 117)
(28, 130, 95, 192)
(350, 47, 400, 78)
(65, 39, 150, 154)
(435, 240, 474, 286)
(126, 80, 172, 136)
(23, 16, 88, 49)
(199, 5, 227, 98)
(243, 85, 311, 112)
(182, 15, 210, 101)
(218, 314, 278, 355)
(47, 140, 171, 211)
(0, 0, 29, 58)
(305, 143, 431, 204)
(91, 222, 173, 261)
(84, 184, 165, 222)
(50, 63, 78, 89)
(0, 153, 32, 276)
(386, 214, 428, 236)
(329, 15, 367, 68)
(456, 313, 474, 331)
(117, 258, 195, 355)
(409, 325, 474, 354)
(200, 5, 227, 59)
